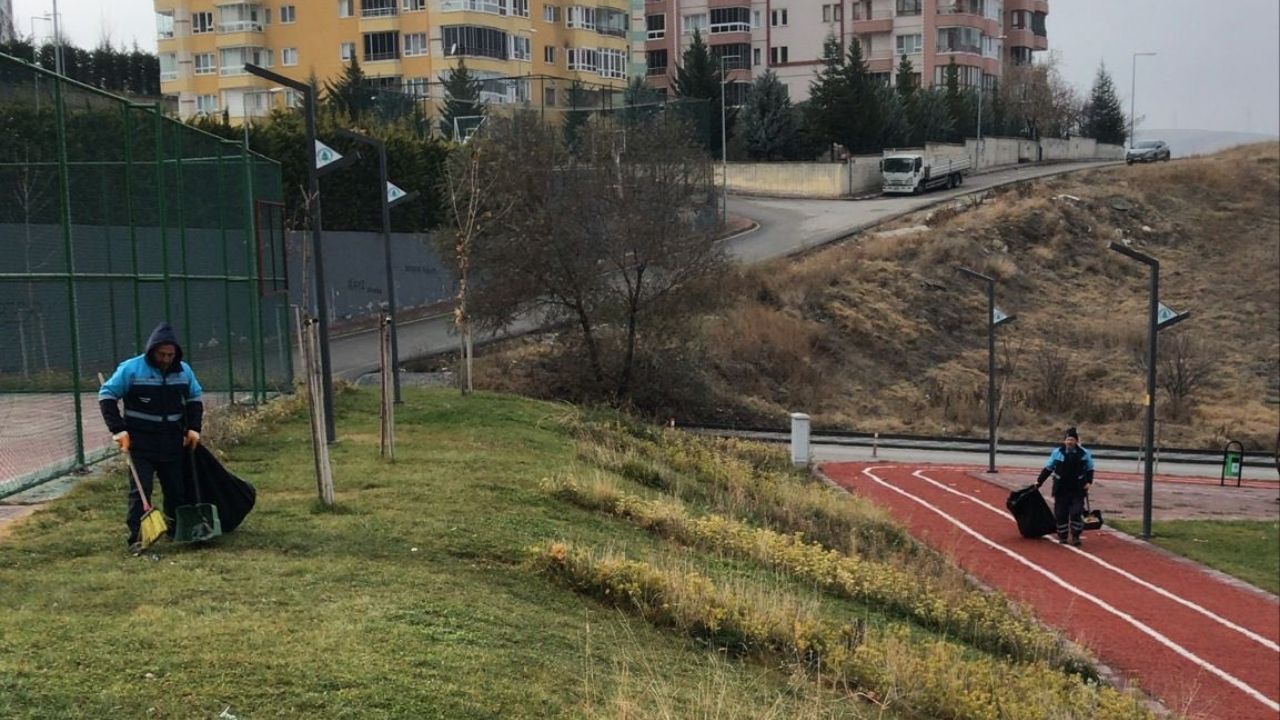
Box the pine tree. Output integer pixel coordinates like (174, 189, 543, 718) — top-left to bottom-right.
(673, 29, 727, 153)
(806, 35, 851, 157)
(943, 57, 966, 142)
(562, 81, 593, 152)
(740, 70, 799, 160)
(840, 36, 884, 154)
(895, 54, 918, 100)
(324, 57, 375, 119)
(1081, 62, 1127, 145)
(912, 88, 956, 143)
(437, 59, 485, 140)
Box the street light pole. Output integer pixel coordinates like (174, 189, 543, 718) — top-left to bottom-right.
(1108, 242, 1159, 539)
(958, 267, 1011, 473)
(337, 128, 419, 404)
(245, 62, 337, 442)
(1129, 52, 1156, 148)
(50, 0, 63, 75)
(721, 53, 742, 225)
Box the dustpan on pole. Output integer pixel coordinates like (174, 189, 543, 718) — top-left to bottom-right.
(173, 448, 222, 543)
(126, 453, 168, 549)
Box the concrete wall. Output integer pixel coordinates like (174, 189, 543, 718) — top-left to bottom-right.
(287, 230, 454, 324)
(726, 135, 1126, 198)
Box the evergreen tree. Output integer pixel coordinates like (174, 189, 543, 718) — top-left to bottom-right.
(562, 81, 593, 152)
(879, 85, 910, 148)
(739, 70, 799, 160)
(437, 59, 485, 140)
(943, 57, 966, 141)
(622, 75, 660, 126)
(673, 29, 727, 153)
(1081, 62, 1127, 145)
(324, 57, 375, 119)
(806, 35, 851, 157)
(912, 88, 956, 143)
(895, 54, 918, 100)
(840, 36, 885, 154)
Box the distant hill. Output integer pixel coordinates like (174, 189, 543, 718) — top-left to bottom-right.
(1136, 129, 1279, 158)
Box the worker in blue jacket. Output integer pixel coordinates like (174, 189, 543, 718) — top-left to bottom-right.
(99, 322, 203, 552)
(1036, 426, 1094, 546)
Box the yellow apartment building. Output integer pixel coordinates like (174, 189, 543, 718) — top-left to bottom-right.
(154, 0, 636, 124)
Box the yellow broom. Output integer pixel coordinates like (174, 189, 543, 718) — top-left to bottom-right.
(126, 452, 168, 549)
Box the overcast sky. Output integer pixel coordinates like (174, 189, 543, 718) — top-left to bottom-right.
(12, 0, 1280, 135)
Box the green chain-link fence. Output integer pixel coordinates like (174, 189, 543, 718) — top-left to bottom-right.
(0, 53, 291, 498)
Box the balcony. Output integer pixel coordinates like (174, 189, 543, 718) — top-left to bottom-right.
(216, 3, 265, 33)
(360, 0, 398, 17)
(852, 17, 894, 33)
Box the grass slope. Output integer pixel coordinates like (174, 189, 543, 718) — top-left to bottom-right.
(0, 389, 1150, 719)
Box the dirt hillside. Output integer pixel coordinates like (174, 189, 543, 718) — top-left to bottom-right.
(701, 142, 1280, 448)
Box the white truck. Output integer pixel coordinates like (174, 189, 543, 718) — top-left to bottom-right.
(881, 148, 972, 195)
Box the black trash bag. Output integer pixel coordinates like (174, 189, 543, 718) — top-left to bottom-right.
(180, 444, 256, 533)
(1006, 484, 1056, 539)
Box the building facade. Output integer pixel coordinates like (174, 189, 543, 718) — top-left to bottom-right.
(155, 0, 634, 123)
(0, 0, 14, 43)
(642, 0, 1048, 103)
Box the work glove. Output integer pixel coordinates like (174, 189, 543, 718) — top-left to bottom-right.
(113, 431, 130, 452)
(184, 430, 200, 448)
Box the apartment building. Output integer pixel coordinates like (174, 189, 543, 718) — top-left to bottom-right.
(643, 0, 1047, 103)
(0, 0, 14, 43)
(155, 0, 633, 122)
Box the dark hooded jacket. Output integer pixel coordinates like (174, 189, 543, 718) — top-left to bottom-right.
(98, 322, 204, 460)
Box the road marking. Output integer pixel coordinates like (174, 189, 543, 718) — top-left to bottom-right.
(906, 469, 1280, 653)
(859, 465, 1280, 713)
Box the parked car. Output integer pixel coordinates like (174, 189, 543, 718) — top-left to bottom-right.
(1126, 140, 1171, 164)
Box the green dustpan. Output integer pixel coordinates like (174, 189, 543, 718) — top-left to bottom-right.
(174, 447, 223, 544)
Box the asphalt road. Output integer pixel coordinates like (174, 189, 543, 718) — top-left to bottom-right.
(329, 160, 1121, 379)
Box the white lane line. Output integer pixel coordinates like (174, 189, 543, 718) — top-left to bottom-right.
(906, 469, 1280, 654)
(860, 466, 1280, 713)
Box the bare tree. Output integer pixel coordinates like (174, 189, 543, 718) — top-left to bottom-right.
(1000, 55, 1082, 139)
(1132, 331, 1214, 419)
(457, 112, 726, 402)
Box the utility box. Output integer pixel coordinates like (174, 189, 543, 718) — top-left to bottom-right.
(790, 412, 811, 468)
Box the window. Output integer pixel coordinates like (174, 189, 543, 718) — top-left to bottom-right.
(544, 45, 555, 63)
(281, 4, 296, 22)
(338, 0, 353, 17)
(895, 33, 922, 55)
(194, 52, 216, 74)
(281, 47, 298, 65)
(404, 32, 427, 56)
(159, 52, 178, 81)
(217, 4, 263, 33)
(192, 11, 214, 33)
(441, 0, 507, 14)
(646, 48, 667, 75)
(510, 35, 530, 61)
(566, 6, 596, 29)
(821, 4, 842, 22)
(598, 48, 625, 79)
(896, 0, 921, 15)
(512, 0, 529, 17)
(361, 0, 397, 17)
(1010, 9, 1029, 28)
(936, 26, 981, 54)
(597, 8, 626, 36)
(196, 94, 219, 114)
(364, 31, 399, 61)
(402, 0, 426, 9)
(711, 43, 749, 69)
(646, 14, 665, 39)
(1031, 11, 1046, 36)
(752, 47, 760, 66)
(543, 4, 559, 22)
(263, 8, 272, 23)
(544, 87, 556, 106)
(442, 25, 509, 60)
(710, 7, 750, 33)
(682, 13, 706, 33)
(340, 41, 356, 60)
(770, 8, 787, 26)
(932, 63, 980, 86)
(769, 45, 788, 64)
(852, 1, 871, 19)
(403, 77, 428, 97)
(219, 46, 271, 75)
(156, 11, 175, 39)
(566, 47, 597, 71)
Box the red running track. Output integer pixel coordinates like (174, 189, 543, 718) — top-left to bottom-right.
(823, 462, 1280, 720)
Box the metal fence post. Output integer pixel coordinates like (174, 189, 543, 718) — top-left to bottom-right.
(217, 143, 235, 403)
(174, 124, 193, 358)
(122, 104, 142, 350)
(53, 74, 85, 467)
(153, 106, 171, 317)
(241, 142, 264, 404)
